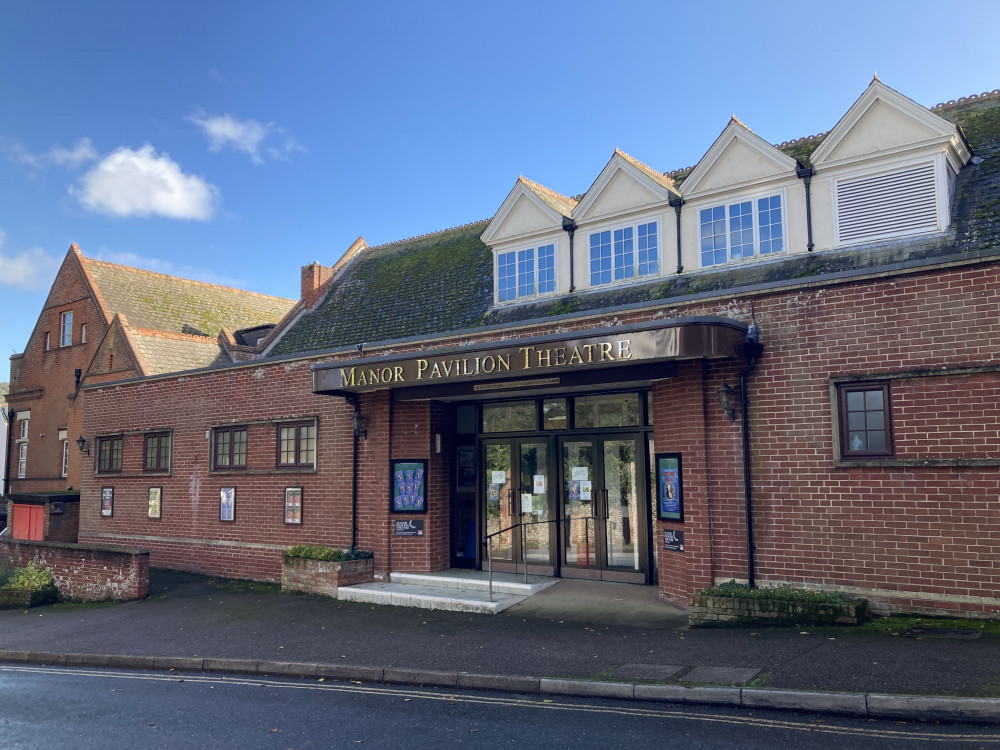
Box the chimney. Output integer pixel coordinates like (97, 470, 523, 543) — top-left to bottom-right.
(300, 262, 334, 309)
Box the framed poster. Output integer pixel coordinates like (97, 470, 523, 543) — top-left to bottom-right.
(284, 487, 303, 525)
(148, 487, 162, 519)
(101, 487, 114, 517)
(391, 458, 427, 513)
(456, 447, 476, 491)
(655, 453, 684, 522)
(220, 487, 236, 522)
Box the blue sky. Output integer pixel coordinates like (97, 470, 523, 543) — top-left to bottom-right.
(2, 1, 999, 383)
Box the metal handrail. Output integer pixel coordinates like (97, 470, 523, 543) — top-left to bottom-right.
(481, 516, 560, 602)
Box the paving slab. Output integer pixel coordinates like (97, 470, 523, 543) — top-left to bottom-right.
(609, 663, 686, 680)
(682, 666, 761, 685)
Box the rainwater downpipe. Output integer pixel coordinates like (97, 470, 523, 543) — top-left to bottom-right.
(739, 323, 763, 587)
(669, 192, 684, 273)
(561, 217, 577, 293)
(346, 395, 360, 550)
(796, 163, 815, 252)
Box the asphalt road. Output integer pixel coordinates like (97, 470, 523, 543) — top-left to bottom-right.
(2, 666, 998, 750)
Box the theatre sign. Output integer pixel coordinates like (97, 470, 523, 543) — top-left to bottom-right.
(312, 318, 746, 396)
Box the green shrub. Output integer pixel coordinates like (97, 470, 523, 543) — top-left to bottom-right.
(700, 579, 848, 604)
(3, 562, 54, 591)
(282, 545, 373, 562)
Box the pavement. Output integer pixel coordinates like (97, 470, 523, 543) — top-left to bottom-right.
(1, 569, 999, 725)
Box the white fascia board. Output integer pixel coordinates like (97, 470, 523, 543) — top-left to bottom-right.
(489, 228, 564, 254)
(814, 138, 955, 177)
(679, 120, 798, 198)
(571, 153, 674, 221)
(481, 182, 566, 245)
(811, 81, 960, 166)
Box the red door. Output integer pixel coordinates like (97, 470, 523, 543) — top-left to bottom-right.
(11, 504, 44, 540)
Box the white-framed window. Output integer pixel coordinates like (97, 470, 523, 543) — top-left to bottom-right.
(18, 443, 27, 478)
(45, 332, 51, 351)
(81, 323, 87, 344)
(19, 418, 28, 440)
(497, 243, 556, 303)
(60, 310, 73, 347)
(59, 428, 69, 477)
(16, 414, 29, 477)
(589, 220, 659, 287)
(699, 192, 784, 268)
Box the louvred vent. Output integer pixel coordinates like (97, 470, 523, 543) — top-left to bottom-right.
(836, 163, 938, 244)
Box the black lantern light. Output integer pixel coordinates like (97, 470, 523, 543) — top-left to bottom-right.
(76, 435, 90, 455)
(717, 382, 736, 422)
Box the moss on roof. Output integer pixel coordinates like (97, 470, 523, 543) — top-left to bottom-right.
(268, 221, 493, 356)
(85, 259, 295, 337)
(131, 333, 230, 376)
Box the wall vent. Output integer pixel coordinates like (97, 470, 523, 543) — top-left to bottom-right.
(836, 162, 938, 244)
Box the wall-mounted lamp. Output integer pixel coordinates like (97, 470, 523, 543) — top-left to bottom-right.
(76, 435, 90, 456)
(352, 410, 367, 440)
(717, 382, 737, 422)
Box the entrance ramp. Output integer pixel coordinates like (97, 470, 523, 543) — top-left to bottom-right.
(337, 570, 558, 614)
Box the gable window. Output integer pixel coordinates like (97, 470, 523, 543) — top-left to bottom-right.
(81, 324, 87, 344)
(213, 426, 248, 470)
(97, 435, 123, 473)
(700, 194, 783, 267)
(590, 221, 659, 287)
(497, 244, 555, 302)
(144, 432, 172, 471)
(60, 311, 73, 347)
(838, 382, 894, 458)
(45, 332, 51, 351)
(278, 421, 316, 468)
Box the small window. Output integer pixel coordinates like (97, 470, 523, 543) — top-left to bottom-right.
(213, 426, 248, 469)
(81, 323, 87, 344)
(60, 311, 73, 347)
(542, 398, 567, 430)
(838, 383, 894, 458)
(97, 435, 123, 473)
(19, 419, 28, 440)
(17, 443, 27, 478)
(483, 401, 537, 433)
(277, 421, 316, 468)
(45, 332, 51, 351)
(61, 440, 69, 478)
(144, 432, 172, 471)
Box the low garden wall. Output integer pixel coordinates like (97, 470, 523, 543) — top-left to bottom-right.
(0, 538, 149, 601)
(689, 593, 868, 627)
(281, 556, 374, 597)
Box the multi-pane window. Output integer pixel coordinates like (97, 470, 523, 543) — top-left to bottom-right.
(591, 222, 659, 286)
(213, 426, 248, 469)
(62, 440, 69, 477)
(497, 244, 555, 302)
(838, 383, 893, 458)
(19, 419, 28, 440)
(18, 443, 27, 478)
(60, 311, 73, 347)
(97, 435, 123, 473)
(700, 194, 784, 267)
(144, 432, 172, 471)
(278, 422, 316, 468)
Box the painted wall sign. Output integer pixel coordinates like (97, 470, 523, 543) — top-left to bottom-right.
(664, 529, 685, 552)
(313, 320, 745, 394)
(395, 519, 425, 537)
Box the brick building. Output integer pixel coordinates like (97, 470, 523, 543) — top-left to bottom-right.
(3, 248, 295, 541)
(15, 79, 1000, 617)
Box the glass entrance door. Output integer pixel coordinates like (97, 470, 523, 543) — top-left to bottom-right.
(483, 438, 555, 575)
(560, 435, 647, 583)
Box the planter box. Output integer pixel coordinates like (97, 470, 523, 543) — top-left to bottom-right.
(689, 594, 868, 627)
(281, 556, 374, 597)
(0, 586, 59, 610)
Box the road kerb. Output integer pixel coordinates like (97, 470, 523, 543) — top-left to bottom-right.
(152, 656, 205, 672)
(867, 694, 1000, 723)
(383, 667, 458, 687)
(540, 678, 633, 699)
(633, 684, 741, 706)
(257, 660, 319, 678)
(457, 672, 540, 693)
(202, 658, 258, 675)
(741, 688, 867, 716)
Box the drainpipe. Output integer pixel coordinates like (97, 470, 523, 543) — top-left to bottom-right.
(796, 163, 815, 252)
(739, 323, 763, 587)
(345, 395, 360, 551)
(561, 217, 577, 293)
(668, 192, 684, 273)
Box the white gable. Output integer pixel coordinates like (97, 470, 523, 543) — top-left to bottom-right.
(482, 180, 566, 244)
(680, 119, 797, 196)
(584, 167, 661, 218)
(811, 80, 967, 168)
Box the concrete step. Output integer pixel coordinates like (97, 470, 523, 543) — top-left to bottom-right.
(388, 571, 558, 597)
(336, 581, 527, 614)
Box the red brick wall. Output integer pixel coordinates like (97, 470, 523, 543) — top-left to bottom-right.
(0, 538, 148, 600)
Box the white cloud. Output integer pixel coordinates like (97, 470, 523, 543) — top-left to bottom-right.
(0, 230, 61, 291)
(46, 137, 99, 167)
(93, 249, 247, 288)
(188, 111, 304, 164)
(70, 145, 218, 221)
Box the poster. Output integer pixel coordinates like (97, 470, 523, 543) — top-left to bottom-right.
(491, 470, 507, 485)
(656, 453, 684, 522)
(580, 480, 593, 501)
(521, 493, 533, 513)
(101, 487, 114, 517)
(568, 480, 580, 501)
(571, 466, 589, 481)
(284, 487, 303, 525)
(391, 459, 427, 513)
(533, 474, 545, 493)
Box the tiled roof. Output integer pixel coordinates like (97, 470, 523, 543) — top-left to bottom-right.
(130, 329, 230, 376)
(267, 221, 493, 357)
(82, 257, 296, 338)
(264, 92, 1000, 358)
(518, 176, 578, 216)
(614, 149, 678, 192)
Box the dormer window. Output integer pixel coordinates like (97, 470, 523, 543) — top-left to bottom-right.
(497, 244, 555, 303)
(700, 193, 784, 268)
(589, 221, 659, 287)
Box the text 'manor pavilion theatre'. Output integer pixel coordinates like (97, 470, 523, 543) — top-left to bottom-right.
(7, 79, 1000, 616)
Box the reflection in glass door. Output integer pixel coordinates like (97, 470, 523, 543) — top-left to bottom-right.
(484, 442, 514, 562)
(561, 435, 647, 583)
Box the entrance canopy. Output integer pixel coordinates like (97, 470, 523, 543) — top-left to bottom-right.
(313, 317, 747, 399)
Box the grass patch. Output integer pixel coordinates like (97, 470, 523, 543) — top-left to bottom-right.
(700, 580, 849, 604)
(862, 614, 1000, 636)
